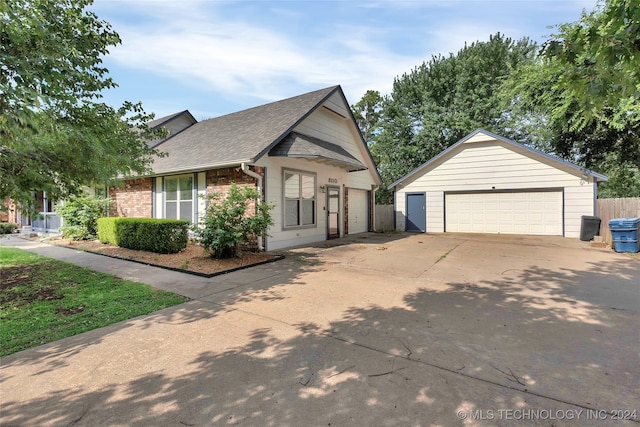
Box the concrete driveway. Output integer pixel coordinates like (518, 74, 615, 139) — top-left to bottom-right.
(1, 233, 639, 426)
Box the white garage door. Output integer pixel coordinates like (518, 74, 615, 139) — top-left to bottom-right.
(348, 189, 369, 234)
(446, 191, 563, 236)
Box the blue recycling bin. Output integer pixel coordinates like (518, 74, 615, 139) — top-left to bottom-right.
(608, 217, 640, 253)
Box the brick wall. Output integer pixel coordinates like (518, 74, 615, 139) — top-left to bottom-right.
(206, 166, 265, 251)
(7, 199, 21, 226)
(109, 178, 153, 218)
(108, 167, 266, 220)
(0, 199, 10, 222)
(206, 166, 264, 216)
(206, 167, 262, 193)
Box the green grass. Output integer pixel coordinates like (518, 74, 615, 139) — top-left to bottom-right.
(0, 247, 188, 357)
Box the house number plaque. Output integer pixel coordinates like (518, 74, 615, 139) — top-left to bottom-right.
(328, 178, 338, 184)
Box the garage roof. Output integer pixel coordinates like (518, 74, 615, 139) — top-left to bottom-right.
(388, 129, 608, 189)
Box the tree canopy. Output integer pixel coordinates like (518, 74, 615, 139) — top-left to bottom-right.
(1, 0, 160, 212)
(540, 0, 639, 132)
(366, 33, 537, 202)
(350, 90, 383, 145)
(502, 0, 640, 196)
(353, 0, 640, 199)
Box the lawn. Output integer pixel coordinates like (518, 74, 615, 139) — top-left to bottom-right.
(0, 247, 188, 357)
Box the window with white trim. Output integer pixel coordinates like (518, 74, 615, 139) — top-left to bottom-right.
(284, 170, 316, 227)
(165, 175, 193, 221)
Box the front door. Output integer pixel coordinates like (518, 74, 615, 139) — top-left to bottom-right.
(327, 187, 340, 239)
(406, 193, 426, 232)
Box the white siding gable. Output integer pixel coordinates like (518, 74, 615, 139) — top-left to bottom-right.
(322, 91, 350, 118)
(254, 91, 379, 250)
(463, 132, 495, 144)
(293, 93, 378, 191)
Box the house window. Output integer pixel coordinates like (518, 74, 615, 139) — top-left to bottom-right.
(165, 175, 193, 221)
(93, 185, 108, 198)
(284, 170, 316, 228)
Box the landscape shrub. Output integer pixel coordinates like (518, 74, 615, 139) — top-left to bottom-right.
(97, 217, 189, 254)
(196, 184, 274, 259)
(0, 222, 17, 235)
(55, 196, 112, 240)
(97, 217, 118, 245)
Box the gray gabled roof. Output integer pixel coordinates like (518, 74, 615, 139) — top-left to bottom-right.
(147, 110, 195, 129)
(146, 110, 198, 149)
(150, 86, 341, 175)
(269, 132, 367, 171)
(388, 128, 608, 189)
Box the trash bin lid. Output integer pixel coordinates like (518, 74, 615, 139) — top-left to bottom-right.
(609, 217, 640, 224)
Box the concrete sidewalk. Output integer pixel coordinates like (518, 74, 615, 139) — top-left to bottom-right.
(1, 233, 639, 426)
(1, 235, 296, 300)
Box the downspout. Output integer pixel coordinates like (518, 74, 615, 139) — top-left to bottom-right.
(372, 185, 378, 232)
(240, 163, 264, 251)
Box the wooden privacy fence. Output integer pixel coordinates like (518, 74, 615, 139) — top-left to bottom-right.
(375, 204, 394, 231)
(597, 198, 640, 245)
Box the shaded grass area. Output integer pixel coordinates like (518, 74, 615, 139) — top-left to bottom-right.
(0, 247, 188, 357)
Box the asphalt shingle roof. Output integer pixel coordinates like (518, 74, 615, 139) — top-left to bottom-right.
(151, 86, 340, 175)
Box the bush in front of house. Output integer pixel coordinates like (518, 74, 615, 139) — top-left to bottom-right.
(97, 217, 189, 254)
(196, 184, 274, 259)
(97, 217, 119, 245)
(0, 222, 17, 235)
(55, 196, 112, 240)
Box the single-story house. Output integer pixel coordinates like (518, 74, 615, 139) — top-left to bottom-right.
(5, 185, 108, 234)
(110, 85, 382, 250)
(388, 129, 608, 238)
(3, 192, 62, 233)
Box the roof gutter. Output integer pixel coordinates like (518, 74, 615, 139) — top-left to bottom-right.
(240, 163, 264, 251)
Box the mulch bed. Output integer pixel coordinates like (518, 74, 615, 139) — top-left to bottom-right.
(50, 238, 283, 277)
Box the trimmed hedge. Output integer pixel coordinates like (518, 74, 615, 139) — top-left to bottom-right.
(97, 217, 118, 245)
(0, 222, 17, 235)
(97, 218, 189, 254)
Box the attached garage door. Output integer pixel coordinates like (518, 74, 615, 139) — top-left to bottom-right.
(445, 191, 563, 236)
(348, 189, 369, 234)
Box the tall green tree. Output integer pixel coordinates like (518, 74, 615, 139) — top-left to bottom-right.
(365, 33, 536, 202)
(0, 0, 161, 212)
(502, 0, 640, 196)
(541, 0, 639, 132)
(351, 90, 383, 145)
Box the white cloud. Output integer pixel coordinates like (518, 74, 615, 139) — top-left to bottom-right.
(100, 1, 427, 105)
(95, 0, 598, 112)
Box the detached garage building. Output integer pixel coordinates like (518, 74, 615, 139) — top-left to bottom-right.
(389, 129, 607, 238)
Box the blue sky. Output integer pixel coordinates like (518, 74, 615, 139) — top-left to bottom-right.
(90, 0, 597, 121)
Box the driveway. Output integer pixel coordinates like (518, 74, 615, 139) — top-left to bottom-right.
(1, 233, 639, 426)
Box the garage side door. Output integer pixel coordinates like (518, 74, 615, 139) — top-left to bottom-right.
(348, 189, 369, 234)
(446, 191, 563, 236)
